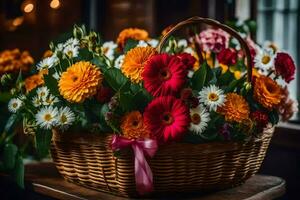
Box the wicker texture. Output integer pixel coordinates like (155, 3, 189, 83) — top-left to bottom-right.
(50, 127, 273, 197)
(50, 16, 273, 197)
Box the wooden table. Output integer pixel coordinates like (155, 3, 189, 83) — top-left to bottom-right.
(24, 162, 285, 200)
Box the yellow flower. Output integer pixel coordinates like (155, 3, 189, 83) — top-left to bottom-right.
(58, 61, 102, 103)
(219, 63, 228, 74)
(217, 93, 250, 123)
(117, 28, 149, 50)
(121, 46, 156, 83)
(254, 75, 283, 109)
(121, 111, 150, 139)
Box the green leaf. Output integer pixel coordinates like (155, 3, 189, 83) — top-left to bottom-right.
(44, 74, 59, 95)
(269, 110, 279, 125)
(35, 130, 52, 159)
(124, 39, 138, 53)
(104, 68, 129, 92)
(3, 143, 18, 169)
(219, 71, 234, 86)
(191, 63, 208, 91)
(4, 114, 20, 133)
(91, 56, 108, 72)
(119, 92, 135, 112)
(133, 89, 152, 111)
(13, 155, 24, 188)
(0, 92, 12, 103)
(78, 48, 93, 61)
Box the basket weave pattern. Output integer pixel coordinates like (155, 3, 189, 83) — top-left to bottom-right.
(50, 128, 273, 197)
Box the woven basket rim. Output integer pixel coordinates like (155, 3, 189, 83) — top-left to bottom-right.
(52, 127, 274, 154)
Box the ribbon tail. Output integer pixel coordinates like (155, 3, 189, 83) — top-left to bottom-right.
(132, 143, 154, 195)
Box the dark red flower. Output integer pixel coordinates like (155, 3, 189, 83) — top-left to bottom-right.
(180, 88, 193, 101)
(217, 48, 237, 66)
(144, 96, 190, 143)
(274, 52, 296, 83)
(96, 86, 113, 103)
(251, 110, 269, 128)
(176, 53, 196, 70)
(142, 53, 187, 97)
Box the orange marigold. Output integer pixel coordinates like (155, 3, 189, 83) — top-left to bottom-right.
(117, 28, 149, 50)
(43, 50, 53, 58)
(120, 111, 150, 139)
(58, 61, 102, 103)
(218, 93, 250, 123)
(254, 76, 283, 110)
(121, 46, 156, 83)
(0, 49, 34, 74)
(24, 70, 47, 92)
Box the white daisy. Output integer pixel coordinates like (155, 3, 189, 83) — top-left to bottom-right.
(42, 94, 59, 106)
(102, 41, 117, 60)
(37, 56, 58, 71)
(189, 105, 210, 134)
(177, 39, 188, 48)
(56, 107, 75, 130)
(35, 106, 58, 129)
(137, 40, 148, 47)
(37, 86, 49, 99)
(64, 38, 80, 47)
(52, 72, 61, 80)
(254, 48, 275, 73)
(8, 98, 23, 113)
(32, 96, 43, 107)
(114, 55, 125, 69)
(199, 85, 226, 111)
(63, 45, 79, 58)
(148, 39, 159, 48)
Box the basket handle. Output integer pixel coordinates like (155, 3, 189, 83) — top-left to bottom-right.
(157, 16, 253, 83)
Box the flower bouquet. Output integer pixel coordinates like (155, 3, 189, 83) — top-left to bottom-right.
(6, 17, 298, 197)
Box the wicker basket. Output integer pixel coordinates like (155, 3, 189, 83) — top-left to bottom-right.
(50, 17, 274, 197)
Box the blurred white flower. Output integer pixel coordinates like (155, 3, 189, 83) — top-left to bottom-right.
(35, 106, 58, 130)
(102, 41, 117, 60)
(114, 55, 125, 69)
(56, 107, 75, 130)
(8, 98, 23, 113)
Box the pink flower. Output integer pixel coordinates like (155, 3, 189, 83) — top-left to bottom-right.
(143, 96, 190, 143)
(198, 28, 230, 53)
(142, 54, 187, 97)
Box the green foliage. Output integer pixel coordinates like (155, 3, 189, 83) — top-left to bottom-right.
(35, 130, 52, 159)
(3, 143, 18, 169)
(124, 39, 138, 53)
(44, 74, 59, 95)
(104, 68, 130, 92)
(191, 63, 208, 91)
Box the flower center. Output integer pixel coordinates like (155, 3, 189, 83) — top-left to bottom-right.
(72, 75, 78, 82)
(67, 51, 73, 57)
(159, 68, 171, 80)
(102, 47, 109, 54)
(261, 55, 271, 64)
(60, 114, 67, 123)
(40, 92, 45, 97)
(162, 112, 174, 125)
(12, 103, 18, 108)
(191, 113, 201, 125)
(44, 114, 52, 121)
(132, 120, 139, 127)
(208, 93, 219, 101)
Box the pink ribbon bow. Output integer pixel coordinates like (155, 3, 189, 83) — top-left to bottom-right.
(111, 135, 158, 195)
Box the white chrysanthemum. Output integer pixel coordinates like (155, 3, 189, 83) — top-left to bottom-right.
(35, 106, 58, 130)
(199, 85, 226, 111)
(137, 40, 148, 47)
(114, 55, 125, 69)
(42, 94, 59, 106)
(63, 45, 79, 58)
(178, 39, 188, 48)
(37, 56, 58, 71)
(8, 98, 23, 113)
(64, 38, 80, 47)
(32, 96, 43, 107)
(56, 107, 75, 130)
(148, 39, 159, 48)
(37, 86, 49, 99)
(189, 105, 210, 134)
(254, 48, 275, 73)
(102, 41, 117, 60)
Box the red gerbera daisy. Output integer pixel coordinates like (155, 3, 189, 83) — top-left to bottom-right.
(176, 53, 196, 70)
(142, 54, 187, 97)
(143, 96, 190, 143)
